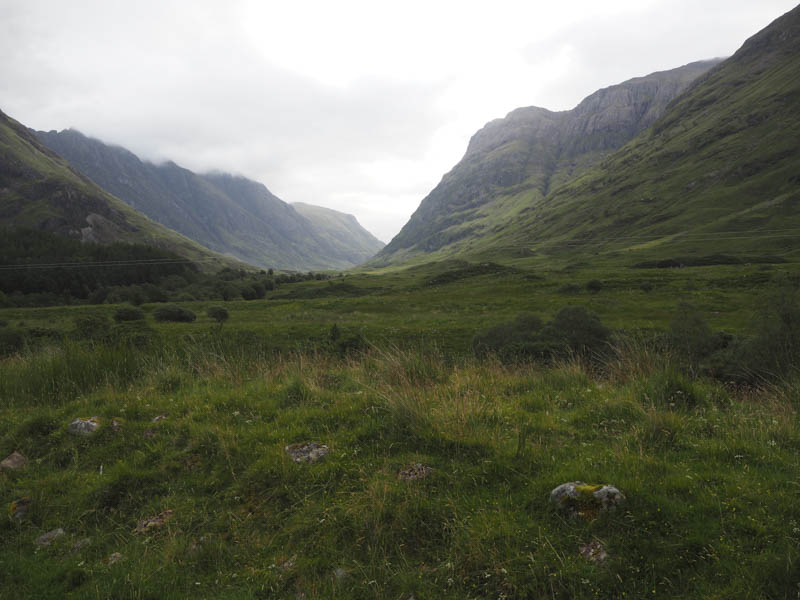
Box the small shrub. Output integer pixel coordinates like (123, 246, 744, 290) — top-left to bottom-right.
(472, 312, 545, 360)
(334, 331, 369, 357)
(586, 279, 603, 293)
(153, 305, 196, 323)
(114, 306, 145, 322)
(474, 308, 610, 362)
(0, 328, 25, 355)
(548, 306, 611, 357)
(558, 283, 581, 295)
(715, 289, 800, 382)
(73, 313, 112, 341)
(668, 302, 718, 368)
(207, 306, 229, 325)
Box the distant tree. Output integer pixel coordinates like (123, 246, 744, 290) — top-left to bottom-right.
(207, 306, 229, 329)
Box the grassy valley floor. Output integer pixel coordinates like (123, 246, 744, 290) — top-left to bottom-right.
(1, 261, 799, 599)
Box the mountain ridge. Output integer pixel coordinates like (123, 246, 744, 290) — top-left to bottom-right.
(373, 59, 723, 265)
(35, 129, 384, 270)
(0, 108, 243, 271)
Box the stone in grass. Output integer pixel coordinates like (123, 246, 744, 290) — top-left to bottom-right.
(398, 463, 433, 481)
(134, 509, 174, 534)
(278, 555, 297, 572)
(68, 417, 101, 436)
(285, 442, 329, 463)
(579, 541, 608, 564)
(35, 528, 65, 546)
(107, 552, 124, 565)
(9, 497, 31, 522)
(1, 451, 28, 471)
(151, 414, 168, 423)
(72, 537, 91, 553)
(550, 481, 625, 518)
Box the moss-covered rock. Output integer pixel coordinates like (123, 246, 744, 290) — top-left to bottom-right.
(549, 481, 626, 518)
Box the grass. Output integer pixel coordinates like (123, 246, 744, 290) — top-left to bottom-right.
(1, 268, 798, 598)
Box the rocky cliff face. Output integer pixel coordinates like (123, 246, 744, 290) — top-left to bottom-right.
(376, 60, 720, 262)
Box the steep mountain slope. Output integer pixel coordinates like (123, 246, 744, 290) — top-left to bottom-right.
(495, 4, 800, 261)
(374, 60, 721, 265)
(36, 130, 382, 270)
(292, 202, 384, 264)
(0, 109, 240, 270)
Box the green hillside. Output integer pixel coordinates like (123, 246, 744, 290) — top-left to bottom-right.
(508, 4, 800, 263)
(372, 60, 720, 266)
(0, 110, 242, 272)
(374, 5, 800, 269)
(292, 202, 384, 264)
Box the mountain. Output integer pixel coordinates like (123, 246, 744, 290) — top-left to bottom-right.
(0, 109, 241, 270)
(291, 202, 384, 265)
(372, 60, 722, 265)
(377, 6, 800, 268)
(36, 129, 383, 270)
(508, 5, 800, 262)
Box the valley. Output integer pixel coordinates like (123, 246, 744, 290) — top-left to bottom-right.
(1, 3, 799, 599)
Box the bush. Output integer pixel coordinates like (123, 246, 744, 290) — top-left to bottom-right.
(557, 283, 581, 295)
(548, 306, 611, 356)
(473, 312, 546, 360)
(714, 289, 800, 382)
(153, 305, 196, 323)
(73, 313, 113, 341)
(0, 328, 25, 356)
(207, 306, 229, 325)
(667, 302, 719, 369)
(586, 279, 603, 293)
(334, 331, 369, 357)
(473, 308, 611, 362)
(114, 306, 145, 322)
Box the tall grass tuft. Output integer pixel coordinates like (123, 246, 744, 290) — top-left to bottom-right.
(0, 340, 150, 407)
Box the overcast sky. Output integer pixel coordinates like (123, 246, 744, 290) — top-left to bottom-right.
(1, 1, 796, 242)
